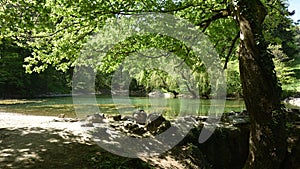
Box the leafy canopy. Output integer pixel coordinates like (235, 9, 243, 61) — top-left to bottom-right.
(0, 0, 297, 96)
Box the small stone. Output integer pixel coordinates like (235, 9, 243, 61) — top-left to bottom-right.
(241, 110, 248, 116)
(228, 111, 236, 116)
(146, 113, 161, 123)
(123, 121, 133, 129)
(53, 119, 60, 122)
(58, 114, 65, 118)
(86, 113, 105, 123)
(156, 121, 171, 134)
(81, 123, 94, 127)
(232, 117, 250, 124)
(113, 115, 122, 121)
(122, 116, 134, 121)
(132, 127, 147, 135)
(69, 118, 79, 122)
(110, 123, 119, 128)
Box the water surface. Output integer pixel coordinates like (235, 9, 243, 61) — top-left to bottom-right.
(0, 96, 246, 119)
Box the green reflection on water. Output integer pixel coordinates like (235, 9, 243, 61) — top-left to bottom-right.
(0, 96, 246, 118)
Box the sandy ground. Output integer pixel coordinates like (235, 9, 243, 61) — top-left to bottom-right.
(0, 112, 103, 169)
(0, 112, 187, 169)
(0, 112, 86, 134)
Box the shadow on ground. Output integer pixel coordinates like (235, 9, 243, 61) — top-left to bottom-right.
(0, 127, 97, 169)
(0, 127, 147, 169)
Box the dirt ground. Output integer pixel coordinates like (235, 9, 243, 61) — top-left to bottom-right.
(0, 127, 101, 169)
(0, 113, 196, 169)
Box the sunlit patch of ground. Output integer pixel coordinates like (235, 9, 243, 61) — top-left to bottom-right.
(0, 99, 44, 105)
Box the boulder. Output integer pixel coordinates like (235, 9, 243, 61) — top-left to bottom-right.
(148, 90, 164, 97)
(221, 111, 249, 125)
(148, 90, 174, 98)
(284, 97, 300, 107)
(112, 114, 122, 121)
(146, 113, 171, 134)
(133, 110, 147, 124)
(86, 113, 105, 123)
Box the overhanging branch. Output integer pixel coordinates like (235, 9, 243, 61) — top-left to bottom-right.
(199, 8, 231, 32)
(223, 31, 240, 69)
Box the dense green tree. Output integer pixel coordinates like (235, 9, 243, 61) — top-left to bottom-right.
(0, 39, 71, 98)
(263, 0, 299, 60)
(0, 39, 31, 97)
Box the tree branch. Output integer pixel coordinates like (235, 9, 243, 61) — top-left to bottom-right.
(223, 31, 240, 69)
(199, 8, 231, 32)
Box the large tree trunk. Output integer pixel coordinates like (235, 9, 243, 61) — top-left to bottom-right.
(234, 0, 287, 168)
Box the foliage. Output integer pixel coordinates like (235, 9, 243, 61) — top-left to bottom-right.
(0, 0, 297, 98)
(263, 0, 299, 60)
(270, 44, 296, 85)
(225, 61, 243, 97)
(0, 0, 298, 98)
(0, 38, 71, 98)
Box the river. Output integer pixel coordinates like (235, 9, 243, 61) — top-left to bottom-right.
(0, 96, 246, 118)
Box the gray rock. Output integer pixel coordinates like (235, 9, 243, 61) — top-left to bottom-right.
(124, 121, 139, 130)
(227, 111, 236, 116)
(86, 113, 105, 123)
(240, 110, 248, 116)
(81, 123, 94, 127)
(145, 113, 170, 134)
(232, 117, 249, 124)
(58, 114, 65, 118)
(221, 110, 249, 124)
(148, 90, 164, 97)
(284, 97, 300, 107)
(131, 126, 147, 135)
(122, 115, 134, 121)
(112, 114, 122, 121)
(148, 90, 174, 98)
(146, 113, 161, 124)
(133, 110, 147, 124)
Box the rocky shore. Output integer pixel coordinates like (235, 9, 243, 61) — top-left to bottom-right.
(1, 108, 299, 169)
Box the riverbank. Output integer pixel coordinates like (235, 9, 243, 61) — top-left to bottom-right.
(0, 112, 153, 169)
(1, 110, 299, 169)
(0, 112, 213, 169)
(0, 112, 77, 129)
(0, 111, 242, 169)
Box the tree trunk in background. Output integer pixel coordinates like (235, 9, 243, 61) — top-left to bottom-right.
(234, 0, 287, 168)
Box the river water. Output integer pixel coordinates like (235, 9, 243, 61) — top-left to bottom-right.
(0, 96, 246, 118)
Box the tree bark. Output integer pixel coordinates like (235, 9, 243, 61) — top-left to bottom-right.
(233, 0, 287, 168)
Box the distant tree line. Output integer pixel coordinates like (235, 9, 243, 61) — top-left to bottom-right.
(0, 39, 71, 98)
